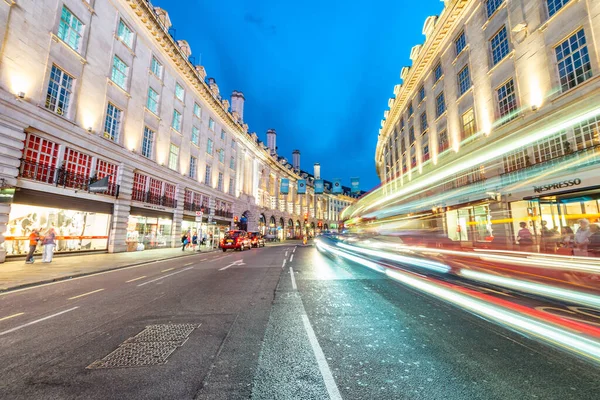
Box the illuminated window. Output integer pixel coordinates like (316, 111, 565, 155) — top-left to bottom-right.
(547, 0, 571, 17)
(146, 87, 159, 114)
(189, 156, 197, 178)
(132, 173, 147, 201)
(194, 103, 201, 118)
(45, 65, 73, 116)
(434, 62, 443, 82)
(420, 112, 428, 132)
(191, 126, 199, 146)
(207, 138, 213, 155)
(62, 148, 92, 189)
(117, 19, 134, 48)
(150, 56, 163, 78)
(208, 118, 215, 131)
(204, 164, 212, 185)
(172, 109, 182, 132)
(438, 130, 449, 152)
(111, 55, 128, 90)
(57, 7, 83, 52)
(175, 82, 185, 101)
(103, 103, 122, 142)
(435, 92, 446, 118)
(573, 115, 600, 150)
(455, 31, 466, 55)
(486, 0, 504, 18)
(458, 65, 471, 95)
(142, 127, 154, 158)
(533, 135, 567, 163)
(503, 149, 528, 172)
(462, 108, 476, 140)
(418, 86, 425, 102)
(555, 29, 592, 92)
(497, 79, 518, 121)
(218, 172, 224, 191)
(168, 144, 179, 170)
(491, 26, 509, 65)
(95, 160, 118, 190)
(21, 134, 59, 184)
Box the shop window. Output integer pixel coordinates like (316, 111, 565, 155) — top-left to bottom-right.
(21, 134, 59, 184)
(61, 148, 92, 189)
(573, 115, 600, 151)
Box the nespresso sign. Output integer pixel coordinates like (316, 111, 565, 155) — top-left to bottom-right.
(533, 178, 582, 194)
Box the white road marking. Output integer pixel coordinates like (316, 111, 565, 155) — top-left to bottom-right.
(282, 259, 287, 269)
(0, 312, 24, 322)
(0, 307, 79, 336)
(285, 251, 288, 257)
(126, 276, 146, 283)
(290, 267, 297, 290)
(161, 268, 175, 272)
(184, 261, 196, 266)
(301, 314, 342, 400)
(293, 246, 297, 253)
(137, 267, 194, 286)
(290, 254, 294, 262)
(68, 288, 104, 300)
(219, 260, 244, 271)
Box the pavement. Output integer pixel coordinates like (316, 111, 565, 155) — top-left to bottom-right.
(0, 243, 598, 399)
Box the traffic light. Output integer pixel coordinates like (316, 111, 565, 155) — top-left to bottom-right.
(304, 213, 308, 224)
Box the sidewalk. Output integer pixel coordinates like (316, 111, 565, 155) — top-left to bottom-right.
(0, 247, 218, 292)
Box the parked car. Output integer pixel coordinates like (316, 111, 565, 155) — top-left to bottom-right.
(248, 231, 266, 248)
(220, 230, 251, 252)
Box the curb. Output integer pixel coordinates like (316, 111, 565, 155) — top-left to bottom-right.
(0, 249, 220, 294)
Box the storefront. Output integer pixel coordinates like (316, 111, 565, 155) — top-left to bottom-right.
(445, 203, 492, 243)
(287, 219, 294, 239)
(3, 189, 112, 256)
(126, 207, 173, 251)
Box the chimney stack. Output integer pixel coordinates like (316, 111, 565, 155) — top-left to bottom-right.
(314, 163, 321, 179)
(231, 90, 245, 121)
(267, 129, 276, 155)
(292, 150, 300, 171)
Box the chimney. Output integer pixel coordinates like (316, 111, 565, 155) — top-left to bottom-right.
(267, 129, 276, 155)
(292, 150, 300, 170)
(314, 163, 321, 179)
(231, 90, 245, 121)
(153, 7, 172, 30)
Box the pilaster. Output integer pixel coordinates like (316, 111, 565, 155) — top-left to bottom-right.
(108, 163, 133, 253)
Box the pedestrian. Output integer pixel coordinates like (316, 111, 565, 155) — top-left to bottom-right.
(25, 228, 40, 264)
(42, 227, 56, 263)
(192, 231, 198, 251)
(517, 222, 534, 251)
(181, 232, 188, 251)
(574, 218, 592, 257)
(587, 224, 600, 257)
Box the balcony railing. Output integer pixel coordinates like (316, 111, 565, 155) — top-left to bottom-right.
(132, 189, 177, 208)
(183, 202, 204, 212)
(19, 159, 118, 197)
(214, 209, 233, 219)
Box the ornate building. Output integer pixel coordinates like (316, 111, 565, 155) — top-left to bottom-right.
(0, 0, 356, 262)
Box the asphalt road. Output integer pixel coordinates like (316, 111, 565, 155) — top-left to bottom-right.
(0, 244, 599, 399)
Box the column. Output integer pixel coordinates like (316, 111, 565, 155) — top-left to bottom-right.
(108, 163, 133, 253)
(172, 184, 185, 248)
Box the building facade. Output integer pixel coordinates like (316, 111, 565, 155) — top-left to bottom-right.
(350, 0, 600, 245)
(0, 0, 355, 262)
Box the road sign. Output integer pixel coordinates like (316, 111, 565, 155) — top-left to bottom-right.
(195, 211, 203, 222)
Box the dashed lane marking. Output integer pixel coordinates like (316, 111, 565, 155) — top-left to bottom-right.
(290, 267, 297, 290)
(161, 268, 175, 272)
(282, 259, 287, 269)
(290, 254, 294, 262)
(68, 288, 104, 300)
(137, 267, 194, 287)
(126, 276, 146, 283)
(0, 307, 79, 336)
(0, 312, 24, 322)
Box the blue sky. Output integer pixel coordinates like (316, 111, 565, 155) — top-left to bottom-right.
(153, 0, 443, 190)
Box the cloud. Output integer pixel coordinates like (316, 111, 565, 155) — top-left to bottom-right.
(244, 13, 276, 35)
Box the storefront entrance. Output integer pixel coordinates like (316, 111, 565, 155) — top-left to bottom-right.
(445, 203, 492, 243)
(127, 207, 173, 251)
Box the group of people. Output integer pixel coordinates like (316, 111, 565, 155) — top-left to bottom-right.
(517, 219, 600, 256)
(24, 227, 57, 264)
(181, 231, 208, 251)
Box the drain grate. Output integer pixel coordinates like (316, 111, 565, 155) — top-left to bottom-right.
(87, 323, 200, 369)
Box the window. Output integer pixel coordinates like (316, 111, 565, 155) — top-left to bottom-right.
(168, 144, 179, 170)
(117, 19, 134, 48)
(146, 87, 159, 114)
(63, 148, 92, 187)
(230, 156, 235, 169)
(111, 55, 128, 90)
(547, 0, 571, 17)
(573, 115, 600, 150)
(497, 79, 518, 121)
(204, 164, 212, 185)
(455, 31, 466, 55)
(194, 103, 201, 118)
(555, 29, 592, 92)
(422, 137, 430, 161)
(189, 156, 197, 178)
(458, 65, 471, 95)
(172, 109, 182, 132)
(434, 63, 443, 82)
(175, 82, 185, 101)
(229, 178, 235, 195)
(191, 126, 199, 146)
(103, 103, 122, 142)
(418, 86, 425, 102)
(420, 112, 428, 132)
(164, 183, 176, 202)
(95, 160, 118, 190)
(231, 140, 236, 149)
(438, 130, 449, 152)
(486, 0, 504, 18)
(132, 173, 147, 201)
(400, 118, 405, 130)
(462, 108, 477, 140)
(150, 56, 163, 78)
(57, 6, 83, 52)
(435, 92, 446, 118)
(221, 130, 226, 140)
(409, 126, 415, 143)
(533, 135, 567, 163)
(408, 103, 414, 117)
(503, 149, 528, 172)
(217, 172, 224, 191)
(491, 26, 509, 66)
(45, 65, 73, 116)
(142, 127, 154, 158)
(22, 134, 59, 184)
(207, 138, 213, 155)
(208, 118, 215, 131)
(219, 149, 225, 163)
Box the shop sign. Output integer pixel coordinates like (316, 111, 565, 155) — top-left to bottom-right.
(533, 178, 582, 194)
(142, 204, 166, 211)
(89, 176, 110, 193)
(0, 188, 15, 203)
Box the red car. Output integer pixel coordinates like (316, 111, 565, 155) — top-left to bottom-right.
(248, 231, 266, 248)
(220, 230, 251, 252)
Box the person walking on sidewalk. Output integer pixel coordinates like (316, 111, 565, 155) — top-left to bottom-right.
(181, 231, 189, 251)
(574, 218, 592, 257)
(42, 227, 56, 263)
(25, 229, 40, 264)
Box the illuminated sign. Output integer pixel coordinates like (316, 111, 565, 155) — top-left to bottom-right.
(533, 178, 582, 194)
(0, 188, 15, 203)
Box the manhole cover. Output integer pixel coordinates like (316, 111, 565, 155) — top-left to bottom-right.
(87, 323, 200, 369)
